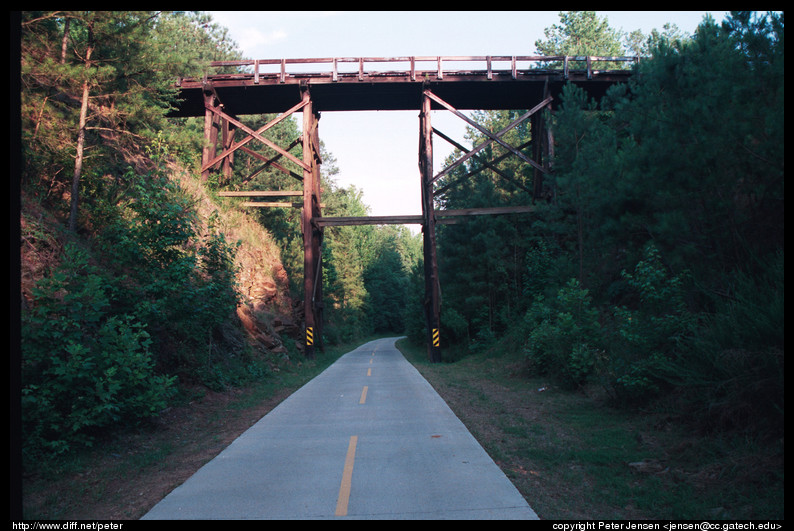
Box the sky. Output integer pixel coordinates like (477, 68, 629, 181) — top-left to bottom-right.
(206, 11, 729, 227)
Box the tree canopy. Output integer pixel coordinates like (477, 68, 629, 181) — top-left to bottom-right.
(433, 11, 782, 433)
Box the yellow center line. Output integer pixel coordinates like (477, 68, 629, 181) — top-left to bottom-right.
(359, 386, 368, 404)
(335, 435, 358, 517)
(367, 368, 371, 377)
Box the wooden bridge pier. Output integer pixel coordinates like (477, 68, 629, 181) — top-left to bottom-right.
(200, 85, 325, 358)
(301, 87, 323, 358)
(419, 91, 442, 363)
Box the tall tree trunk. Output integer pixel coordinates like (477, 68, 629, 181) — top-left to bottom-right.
(68, 26, 93, 233)
(60, 17, 70, 64)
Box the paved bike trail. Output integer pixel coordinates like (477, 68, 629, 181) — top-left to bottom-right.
(142, 337, 539, 520)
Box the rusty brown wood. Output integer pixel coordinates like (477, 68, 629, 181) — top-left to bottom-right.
(425, 90, 551, 179)
(429, 92, 553, 184)
(419, 92, 441, 363)
(218, 190, 303, 197)
(302, 87, 323, 357)
(221, 119, 235, 181)
(201, 91, 216, 182)
(203, 104, 310, 173)
(240, 202, 306, 208)
(179, 55, 638, 88)
(432, 127, 535, 197)
(201, 97, 309, 173)
(314, 215, 424, 227)
(237, 145, 303, 182)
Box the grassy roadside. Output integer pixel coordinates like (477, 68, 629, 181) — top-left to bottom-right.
(396, 338, 784, 520)
(21, 335, 782, 520)
(20, 338, 360, 520)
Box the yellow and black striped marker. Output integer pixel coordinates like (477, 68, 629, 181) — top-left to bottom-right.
(432, 328, 440, 347)
(306, 327, 314, 346)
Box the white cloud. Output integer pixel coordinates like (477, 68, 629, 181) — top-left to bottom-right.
(238, 28, 287, 50)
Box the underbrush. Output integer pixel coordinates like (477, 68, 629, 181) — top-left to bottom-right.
(398, 338, 783, 519)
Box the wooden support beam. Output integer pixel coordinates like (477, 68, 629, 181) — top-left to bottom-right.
(438, 205, 536, 217)
(221, 118, 235, 182)
(432, 127, 535, 197)
(313, 206, 535, 227)
(238, 145, 303, 182)
(204, 104, 310, 173)
(218, 190, 303, 197)
(420, 92, 441, 363)
(434, 138, 534, 198)
(301, 88, 323, 357)
(201, 91, 217, 182)
(201, 98, 310, 173)
(240, 202, 307, 208)
(427, 90, 553, 183)
(314, 215, 424, 227)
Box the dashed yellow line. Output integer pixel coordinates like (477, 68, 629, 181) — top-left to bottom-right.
(336, 350, 374, 516)
(335, 435, 358, 516)
(359, 386, 368, 404)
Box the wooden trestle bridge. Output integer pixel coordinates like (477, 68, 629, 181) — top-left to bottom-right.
(169, 55, 636, 361)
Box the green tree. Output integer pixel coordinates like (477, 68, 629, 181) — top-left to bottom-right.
(364, 227, 411, 334)
(535, 11, 626, 69)
(21, 11, 242, 229)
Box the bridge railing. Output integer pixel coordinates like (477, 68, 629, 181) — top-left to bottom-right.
(179, 55, 639, 85)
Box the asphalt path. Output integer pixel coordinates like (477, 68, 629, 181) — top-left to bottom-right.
(142, 337, 539, 520)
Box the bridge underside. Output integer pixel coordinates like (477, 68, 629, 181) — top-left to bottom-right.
(169, 71, 630, 116)
(173, 59, 632, 361)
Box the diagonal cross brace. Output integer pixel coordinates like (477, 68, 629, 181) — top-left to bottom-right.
(424, 89, 553, 184)
(202, 96, 311, 173)
(432, 127, 535, 197)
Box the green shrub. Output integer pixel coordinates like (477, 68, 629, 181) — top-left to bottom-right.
(600, 244, 695, 404)
(524, 278, 602, 388)
(91, 170, 241, 382)
(21, 243, 176, 461)
(672, 250, 783, 433)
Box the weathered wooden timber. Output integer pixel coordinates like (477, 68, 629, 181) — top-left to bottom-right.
(313, 206, 537, 227)
(191, 55, 634, 362)
(217, 190, 302, 197)
(169, 55, 636, 116)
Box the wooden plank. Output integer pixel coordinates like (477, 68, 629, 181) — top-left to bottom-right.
(241, 202, 305, 208)
(314, 215, 423, 227)
(218, 190, 302, 197)
(313, 205, 535, 227)
(204, 104, 310, 173)
(436, 205, 535, 217)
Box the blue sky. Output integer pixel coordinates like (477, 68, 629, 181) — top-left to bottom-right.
(207, 11, 729, 223)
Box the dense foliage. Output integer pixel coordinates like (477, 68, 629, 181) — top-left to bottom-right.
(18, 10, 422, 462)
(19, 11, 255, 462)
(432, 11, 783, 435)
(17, 10, 782, 467)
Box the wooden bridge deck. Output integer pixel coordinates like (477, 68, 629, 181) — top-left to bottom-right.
(169, 55, 636, 116)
